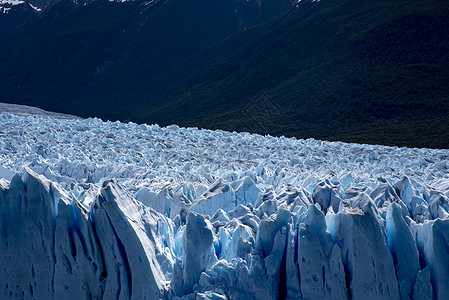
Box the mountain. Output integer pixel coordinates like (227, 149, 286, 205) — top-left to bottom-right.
(0, 0, 58, 36)
(175, 0, 449, 148)
(1, 0, 448, 148)
(0, 0, 38, 36)
(0, 0, 294, 36)
(1, 112, 449, 299)
(0, 0, 294, 116)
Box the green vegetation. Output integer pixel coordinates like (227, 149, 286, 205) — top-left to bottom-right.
(0, 0, 448, 148)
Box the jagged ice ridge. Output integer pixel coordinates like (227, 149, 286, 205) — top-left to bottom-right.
(0, 112, 449, 299)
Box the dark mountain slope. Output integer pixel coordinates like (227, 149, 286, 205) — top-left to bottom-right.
(153, 0, 449, 148)
(0, 0, 62, 37)
(0, 2, 38, 37)
(0, 0, 294, 119)
(1, 0, 449, 148)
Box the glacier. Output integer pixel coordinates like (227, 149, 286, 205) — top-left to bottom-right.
(0, 112, 449, 299)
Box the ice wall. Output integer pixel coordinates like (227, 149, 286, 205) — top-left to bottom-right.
(0, 169, 173, 299)
(2, 169, 449, 299)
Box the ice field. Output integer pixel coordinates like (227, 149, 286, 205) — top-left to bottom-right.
(0, 111, 449, 299)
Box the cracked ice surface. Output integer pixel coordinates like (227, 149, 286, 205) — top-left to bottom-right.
(1, 112, 449, 299)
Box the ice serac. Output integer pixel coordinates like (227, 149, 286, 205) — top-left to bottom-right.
(297, 205, 347, 300)
(0, 170, 59, 299)
(327, 243, 347, 300)
(326, 193, 400, 300)
(53, 189, 103, 299)
(312, 180, 341, 213)
(135, 186, 172, 217)
(285, 222, 301, 299)
(264, 224, 287, 298)
(0, 169, 102, 299)
(0, 169, 173, 299)
(427, 191, 449, 220)
(413, 267, 434, 300)
(189, 180, 236, 216)
(92, 180, 171, 299)
(170, 211, 216, 297)
(225, 222, 254, 262)
(298, 222, 327, 298)
(386, 203, 420, 300)
(196, 258, 272, 299)
(234, 176, 261, 207)
(370, 182, 409, 220)
(413, 219, 449, 299)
